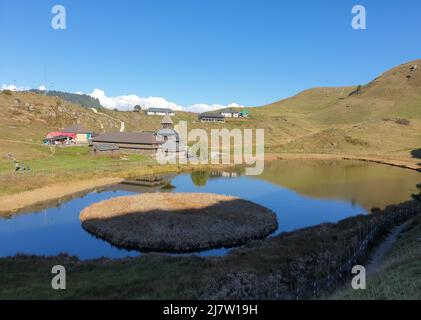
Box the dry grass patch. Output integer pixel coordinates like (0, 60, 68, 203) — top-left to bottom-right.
(0, 177, 123, 215)
(80, 193, 278, 252)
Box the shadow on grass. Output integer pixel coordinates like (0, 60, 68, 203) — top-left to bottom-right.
(410, 149, 421, 172)
(81, 197, 278, 253)
(411, 148, 421, 159)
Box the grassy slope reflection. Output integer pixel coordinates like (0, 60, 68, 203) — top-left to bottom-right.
(254, 160, 421, 210)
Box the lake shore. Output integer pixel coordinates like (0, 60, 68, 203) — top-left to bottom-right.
(0, 177, 123, 215)
(0, 153, 419, 216)
(0, 163, 237, 216)
(275, 153, 421, 171)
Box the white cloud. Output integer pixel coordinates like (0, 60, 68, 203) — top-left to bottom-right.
(88, 89, 244, 113)
(0, 84, 245, 113)
(1, 84, 30, 92)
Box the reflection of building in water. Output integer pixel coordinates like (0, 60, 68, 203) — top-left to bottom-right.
(113, 173, 178, 192)
(221, 171, 238, 178)
(209, 170, 242, 178)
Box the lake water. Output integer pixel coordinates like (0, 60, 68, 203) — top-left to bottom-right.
(0, 160, 419, 260)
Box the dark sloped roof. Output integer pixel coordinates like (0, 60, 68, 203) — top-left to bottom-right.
(62, 124, 92, 133)
(156, 128, 180, 142)
(93, 143, 120, 151)
(147, 108, 174, 113)
(92, 132, 162, 144)
(199, 112, 225, 119)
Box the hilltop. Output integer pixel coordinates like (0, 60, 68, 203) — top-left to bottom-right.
(30, 89, 104, 109)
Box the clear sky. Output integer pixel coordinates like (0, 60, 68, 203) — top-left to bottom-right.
(1, 0, 420, 111)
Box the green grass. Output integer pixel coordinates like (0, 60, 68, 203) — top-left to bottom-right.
(0, 144, 158, 197)
(0, 145, 154, 172)
(0, 208, 410, 299)
(334, 214, 421, 300)
(0, 255, 211, 300)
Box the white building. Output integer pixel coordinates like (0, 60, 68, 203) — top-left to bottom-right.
(146, 108, 175, 116)
(220, 108, 240, 118)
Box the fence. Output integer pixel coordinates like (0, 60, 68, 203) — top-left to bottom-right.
(293, 200, 421, 299)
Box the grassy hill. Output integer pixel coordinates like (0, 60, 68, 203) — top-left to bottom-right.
(0, 91, 122, 161)
(1, 59, 420, 164)
(251, 59, 421, 157)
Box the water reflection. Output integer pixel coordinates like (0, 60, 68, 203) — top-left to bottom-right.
(256, 160, 420, 210)
(193, 160, 421, 211)
(0, 160, 419, 260)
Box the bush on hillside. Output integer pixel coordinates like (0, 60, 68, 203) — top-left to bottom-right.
(395, 118, 410, 126)
(349, 85, 363, 96)
(382, 118, 411, 126)
(344, 135, 369, 147)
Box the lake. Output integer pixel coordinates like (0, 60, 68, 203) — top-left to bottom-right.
(0, 160, 419, 260)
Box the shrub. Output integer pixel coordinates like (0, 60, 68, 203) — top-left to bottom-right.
(2, 90, 12, 95)
(349, 85, 363, 96)
(344, 135, 369, 147)
(395, 118, 410, 126)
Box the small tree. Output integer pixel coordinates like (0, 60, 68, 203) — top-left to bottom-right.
(134, 105, 141, 112)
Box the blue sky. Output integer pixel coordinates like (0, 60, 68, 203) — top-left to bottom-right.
(1, 0, 420, 111)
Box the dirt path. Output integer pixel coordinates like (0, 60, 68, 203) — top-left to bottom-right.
(91, 108, 125, 132)
(366, 221, 409, 275)
(0, 177, 123, 215)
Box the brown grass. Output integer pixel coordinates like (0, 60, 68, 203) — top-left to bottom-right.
(80, 193, 278, 252)
(0, 177, 123, 215)
(276, 153, 421, 171)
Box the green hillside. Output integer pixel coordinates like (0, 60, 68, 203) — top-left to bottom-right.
(1, 59, 420, 163)
(252, 59, 421, 157)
